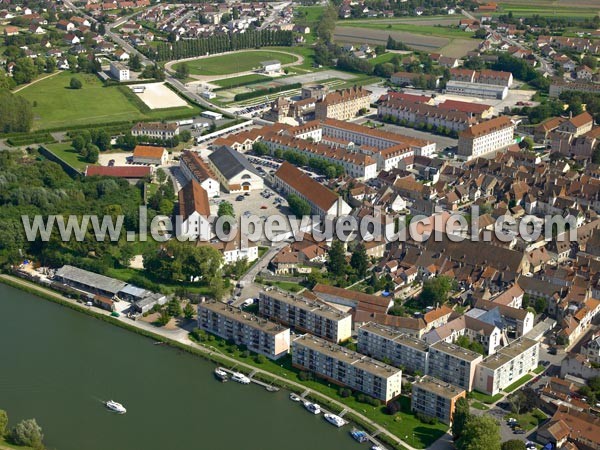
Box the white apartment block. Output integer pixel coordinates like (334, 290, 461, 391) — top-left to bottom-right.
(109, 61, 129, 82)
(457, 116, 515, 160)
(357, 323, 429, 375)
(292, 334, 402, 403)
(197, 301, 290, 360)
(258, 290, 352, 343)
(474, 337, 540, 396)
(428, 341, 483, 392)
(411, 376, 466, 425)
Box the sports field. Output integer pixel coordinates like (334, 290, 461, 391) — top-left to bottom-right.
(172, 50, 300, 76)
(17, 72, 199, 131)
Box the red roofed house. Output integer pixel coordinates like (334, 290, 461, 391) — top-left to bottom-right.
(132, 145, 168, 165)
(177, 180, 211, 241)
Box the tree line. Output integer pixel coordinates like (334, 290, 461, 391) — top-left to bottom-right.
(148, 30, 294, 61)
(0, 409, 45, 450)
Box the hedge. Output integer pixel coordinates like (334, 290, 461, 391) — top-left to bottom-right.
(7, 132, 55, 146)
(234, 82, 301, 102)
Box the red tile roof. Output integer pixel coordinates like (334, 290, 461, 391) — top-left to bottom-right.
(133, 145, 166, 159)
(274, 162, 339, 212)
(85, 165, 151, 178)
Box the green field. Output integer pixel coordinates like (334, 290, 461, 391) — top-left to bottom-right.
(16, 72, 200, 131)
(212, 74, 271, 89)
(44, 142, 90, 170)
(296, 5, 325, 24)
(343, 21, 471, 39)
(503, 374, 534, 393)
(484, 1, 599, 17)
(173, 50, 300, 76)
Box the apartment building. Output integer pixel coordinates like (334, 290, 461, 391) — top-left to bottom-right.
(474, 337, 540, 396)
(258, 290, 352, 343)
(457, 116, 515, 160)
(109, 61, 130, 82)
(314, 86, 371, 121)
(131, 121, 180, 139)
(179, 150, 220, 198)
(428, 341, 483, 391)
(378, 99, 477, 133)
(411, 376, 466, 424)
(273, 162, 351, 218)
(292, 334, 403, 403)
(357, 323, 429, 375)
(262, 133, 377, 180)
(197, 301, 290, 360)
(320, 119, 433, 172)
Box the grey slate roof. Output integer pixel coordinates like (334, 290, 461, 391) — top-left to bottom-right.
(55, 265, 127, 295)
(208, 146, 260, 180)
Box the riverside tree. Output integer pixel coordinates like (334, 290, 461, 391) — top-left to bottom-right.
(10, 418, 44, 449)
(0, 409, 7, 437)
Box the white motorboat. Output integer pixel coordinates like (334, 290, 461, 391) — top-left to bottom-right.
(324, 413, 345, 427)
(289, 393, 301, 402)
(304, 401, 321, 414)
(214, 367, 228, 382)
(105, 400, 126, 414)
(231, 372, 251, 384)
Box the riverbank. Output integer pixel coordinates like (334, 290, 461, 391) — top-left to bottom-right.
(0, 274, 440, 450)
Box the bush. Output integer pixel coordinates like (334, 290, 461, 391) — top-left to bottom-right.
(254, 354, 267, 364)
(384, 400, 401, 415)
(338, 387, 353, 398)
(70, 77, 82, 89)
(415, 412, 438, 425)
(355, 393, 381, 407)
(298, 371, 313, 381)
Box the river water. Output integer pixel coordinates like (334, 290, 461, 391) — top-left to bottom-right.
(0, 284, 363, 450)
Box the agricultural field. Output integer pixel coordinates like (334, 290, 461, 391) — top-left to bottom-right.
(17, 72, 200, 131)
(486, 0, 599, 17)
(172, 50, 300, 76)
(334, 25, 480, 57)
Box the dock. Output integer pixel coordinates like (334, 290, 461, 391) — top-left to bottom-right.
(219, 367, 279, 391)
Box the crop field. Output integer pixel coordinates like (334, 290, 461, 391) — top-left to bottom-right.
(488, 0, 599, 17)
(17, 72, 199, 131)
(334, 25, 480, 57)
(172, 50, 300, 76)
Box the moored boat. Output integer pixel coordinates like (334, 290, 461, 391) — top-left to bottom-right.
(231, 372, 251, 384)
(289, 393, 301, 402)
(105, 400, 126, 414)
(350, 429, 369, 443)
(304, 401, 321, 414)
(324, 413, 345, 427)
(214, 367, 228, 382)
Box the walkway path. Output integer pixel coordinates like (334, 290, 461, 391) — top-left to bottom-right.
(12, 70, 61, 93)
(1, 274, 421, 450)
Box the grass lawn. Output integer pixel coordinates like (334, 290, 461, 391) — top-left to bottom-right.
(369, 52, 403, 66)
(174, 50, 299, 76)
(533, 365, 545, 375)
(17, 72, 200, 131)
(505, 408, 548, 431)
(342, 22, 470, 39)
(212, 74, 270, 89)
(471, 401, 490, 410)
(267, 280, 304, 293)
(296, 5, 325, 25)
(107, 266, 214, 296)
(503, 374, 534, 393)
(44, 142, 90, 170)
(200, 336, 446, 449)
(469, 391, 504, 404)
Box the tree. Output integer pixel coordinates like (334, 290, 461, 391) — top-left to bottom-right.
(327, 240, 347, 277)
(419, 276, 455, 307)
(0, 89, 33, 133)
(183, 302, 195, 320)
(167, 298, 182, 317)
(287, 193, 311, 218)
(452, 397, 470, 440)
(72, 135, 86, 152)
(10, 418, 44, 449)
(0, 409, 7, 437)
(175, 63, 189, 80)
(95, 130, 110, 151)
(456, 415, 501, 450)
(156, 310, 170, 326)
(12, 58, 37, 85)
(179, 129, 192, 143)
(84, 144, 99, 163)
(129, 54, 142, 71)
(252, 141, 269, 156)
(350, 243, 369, 278)
(70, 77, 82, 89)
(501, 440, 526, 450)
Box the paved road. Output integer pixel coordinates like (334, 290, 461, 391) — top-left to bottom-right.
(1, 274, 420, 450)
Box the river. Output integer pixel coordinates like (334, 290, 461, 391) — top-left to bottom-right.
(0, 284, 364, 450)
